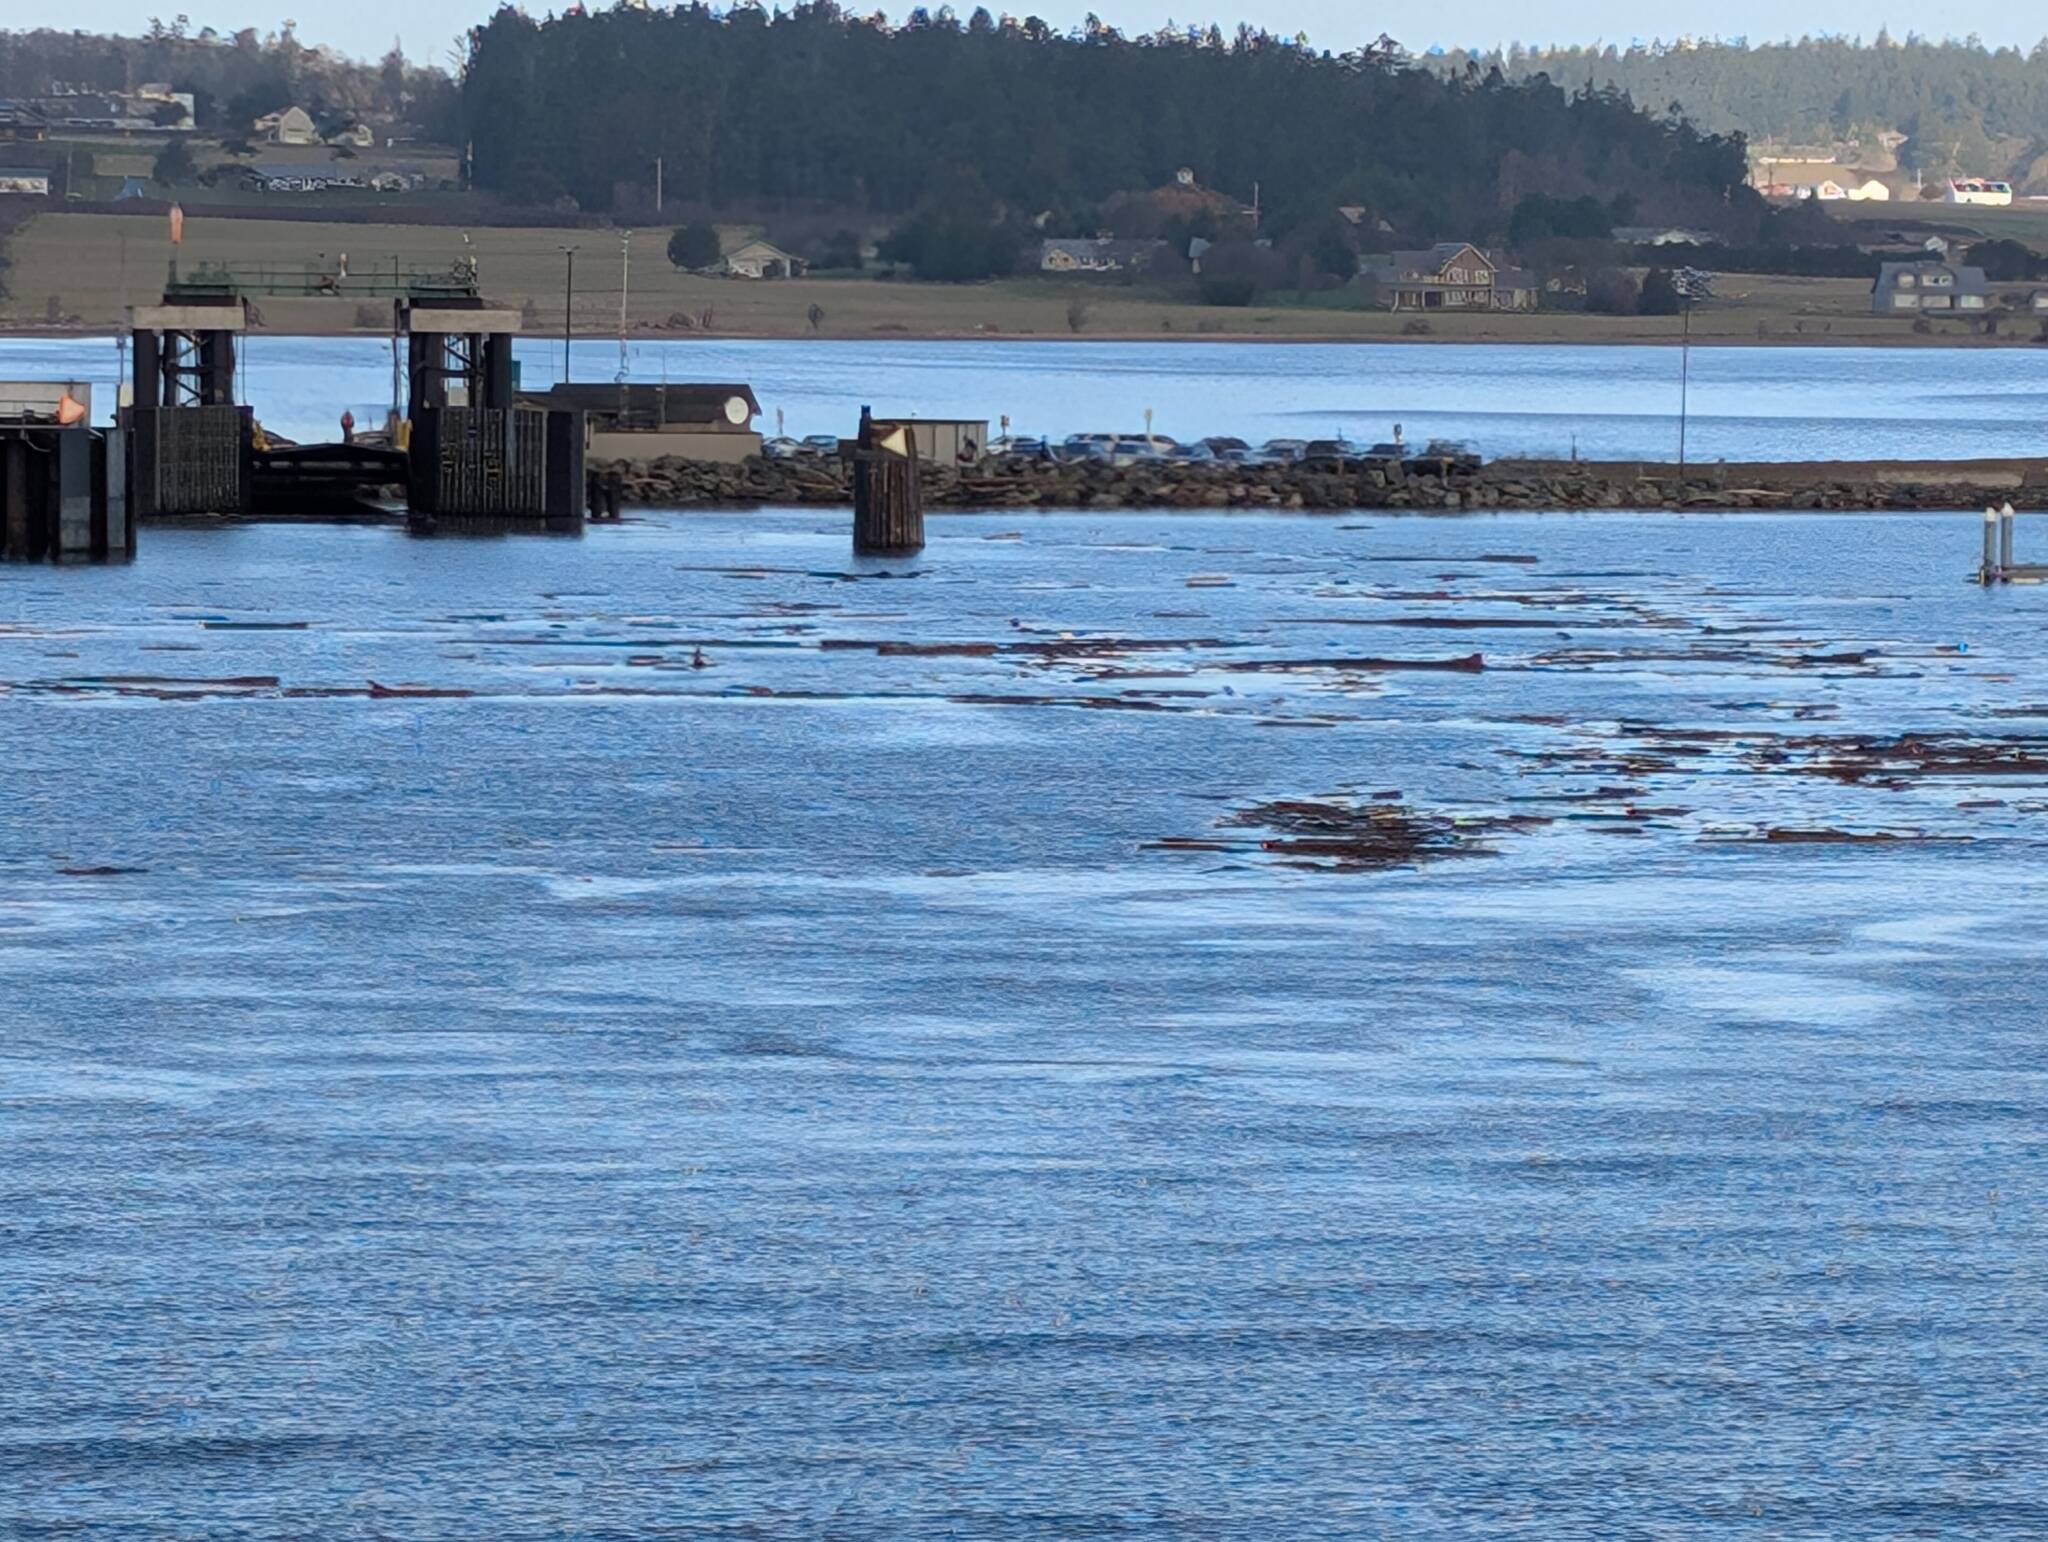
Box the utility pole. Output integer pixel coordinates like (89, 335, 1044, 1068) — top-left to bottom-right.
(655, 157, 663, 214)
(560, 244, 577, 384)
(1678, 295, 1691, 472)
(616, 230, 632, 384)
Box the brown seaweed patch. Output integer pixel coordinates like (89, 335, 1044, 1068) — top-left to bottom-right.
(1151, 797, 1546, 872)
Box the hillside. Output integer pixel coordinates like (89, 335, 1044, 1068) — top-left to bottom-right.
(1437, 36, 2048, 191)
(461, 7, 1758, 247)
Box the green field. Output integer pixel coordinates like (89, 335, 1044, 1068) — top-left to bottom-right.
(5, 209, 2046, 346)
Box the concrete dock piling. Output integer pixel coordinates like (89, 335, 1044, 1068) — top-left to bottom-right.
(1978, 503, 2036, 585)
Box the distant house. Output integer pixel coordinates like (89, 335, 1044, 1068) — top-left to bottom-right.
(0, 101, 48, 143)
(1946, 178, 2013, 207)
(722, 239, 805, 279)
(1376, 243, 1537, 312)
(329, 123, 375, 149)
(32, 94, 139, 132)
(1038, 237, 1166, 274)
(245, 163, 364, 193)
(1871, 260, 1989, 314)
(1613, 225, 1714, 246)
(0, 166, 52, 197)
(254, 107, 319, 147)
(131, 84, 196, 131)
(1848, 178, 1892, 201)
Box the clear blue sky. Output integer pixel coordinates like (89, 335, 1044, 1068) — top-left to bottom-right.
(39, 1, 2043, 67)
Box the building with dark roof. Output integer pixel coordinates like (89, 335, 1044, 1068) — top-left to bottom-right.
(1871, 260, 1989, 314)
(1375, 243, 1537, 312)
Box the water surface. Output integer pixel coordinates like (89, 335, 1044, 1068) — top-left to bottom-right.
(4, 507, 2048, 1534)
(4, 335, 2045, 463)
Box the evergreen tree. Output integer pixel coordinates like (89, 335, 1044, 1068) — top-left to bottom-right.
(666, 223, 722, 271)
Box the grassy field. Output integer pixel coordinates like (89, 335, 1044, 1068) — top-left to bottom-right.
(5, 210, 2045, 345)
(1827, 199, 2048, 245)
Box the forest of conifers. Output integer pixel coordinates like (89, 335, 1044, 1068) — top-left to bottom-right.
(1438, 36, 2048, 180)
(459, 5, 1755, 243)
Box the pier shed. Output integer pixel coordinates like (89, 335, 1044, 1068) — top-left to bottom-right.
(519, 383, 762, 463)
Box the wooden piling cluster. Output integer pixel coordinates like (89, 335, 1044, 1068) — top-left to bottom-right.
(0, 426, 131, 563)
(850, 406, 924, 554)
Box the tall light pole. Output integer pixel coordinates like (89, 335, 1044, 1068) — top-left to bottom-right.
(616, 229, 632, 384)
(1678, 295, 1691, 472)
(559, 244, 577, 384)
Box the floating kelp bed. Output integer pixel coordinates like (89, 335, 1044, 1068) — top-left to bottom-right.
(1151, 797, 1547, 872)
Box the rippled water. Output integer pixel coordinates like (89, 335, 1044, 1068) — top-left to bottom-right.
(6, 334, 2048, 463)
(6, 505, 2048, 1534)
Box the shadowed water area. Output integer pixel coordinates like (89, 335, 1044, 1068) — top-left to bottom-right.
(4, 507, 2048, 1536)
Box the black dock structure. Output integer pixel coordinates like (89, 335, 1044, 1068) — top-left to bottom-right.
(400, 300, 583, 527)
(127, 297, 252, 520)
(0, 383, 132, 564)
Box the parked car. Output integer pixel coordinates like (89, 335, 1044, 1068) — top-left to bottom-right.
(799, 433, 842, 457)
(1404, 439, 1482, 475)
(1361, 442, 1407, 464)
(1107, 434, 1173, 466)
(761, 436, 805, 459)
(987, 435, 1051, 458)
(1260, 438, 1309, 463)
(1061, 433, 1118, 462)
(1299, 437, 1363, 467)
(1162, 440, 1214, 463)
(1202, 436, 1251, 456)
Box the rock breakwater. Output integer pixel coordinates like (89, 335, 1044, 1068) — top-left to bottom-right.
(589, 452, 2048, 514)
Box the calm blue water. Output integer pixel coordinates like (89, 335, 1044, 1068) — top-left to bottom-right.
(4, 335, 2047, 463)
(5, 505, 2048, 1535)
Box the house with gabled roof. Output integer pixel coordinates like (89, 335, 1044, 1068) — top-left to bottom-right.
(1375, 243, 1537, 312)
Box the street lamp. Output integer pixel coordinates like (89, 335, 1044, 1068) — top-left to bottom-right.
(559, 244, 578, 384)
(1674, 267, 1713, 473)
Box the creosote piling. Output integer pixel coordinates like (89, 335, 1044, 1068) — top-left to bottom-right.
(850, 406, 924, 554)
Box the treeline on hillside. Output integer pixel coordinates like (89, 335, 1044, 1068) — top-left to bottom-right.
(461, 4, 1756, 250)
(0, 23, 458, 141)
(1437, 37, 2048, 182)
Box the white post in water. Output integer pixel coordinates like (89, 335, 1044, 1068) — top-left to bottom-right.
(1983, 507, 2000, 584)
(2002, 503, 2016, 574)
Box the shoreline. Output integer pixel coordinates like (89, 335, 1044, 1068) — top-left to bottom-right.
(1, 323, 2039, 350)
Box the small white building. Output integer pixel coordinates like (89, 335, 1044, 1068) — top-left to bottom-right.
(1946, 178, 2014, 207)
(1039, 237, 1167, 274)
(0, 166, 52, 196)
(254, 106, 319, 147)
(872, 418, 990, 464)
(722, 239, 804, 279)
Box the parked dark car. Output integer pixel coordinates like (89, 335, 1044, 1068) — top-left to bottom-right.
(1403, 439, 1482, 475)
(1299, 437, 1364, 468)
